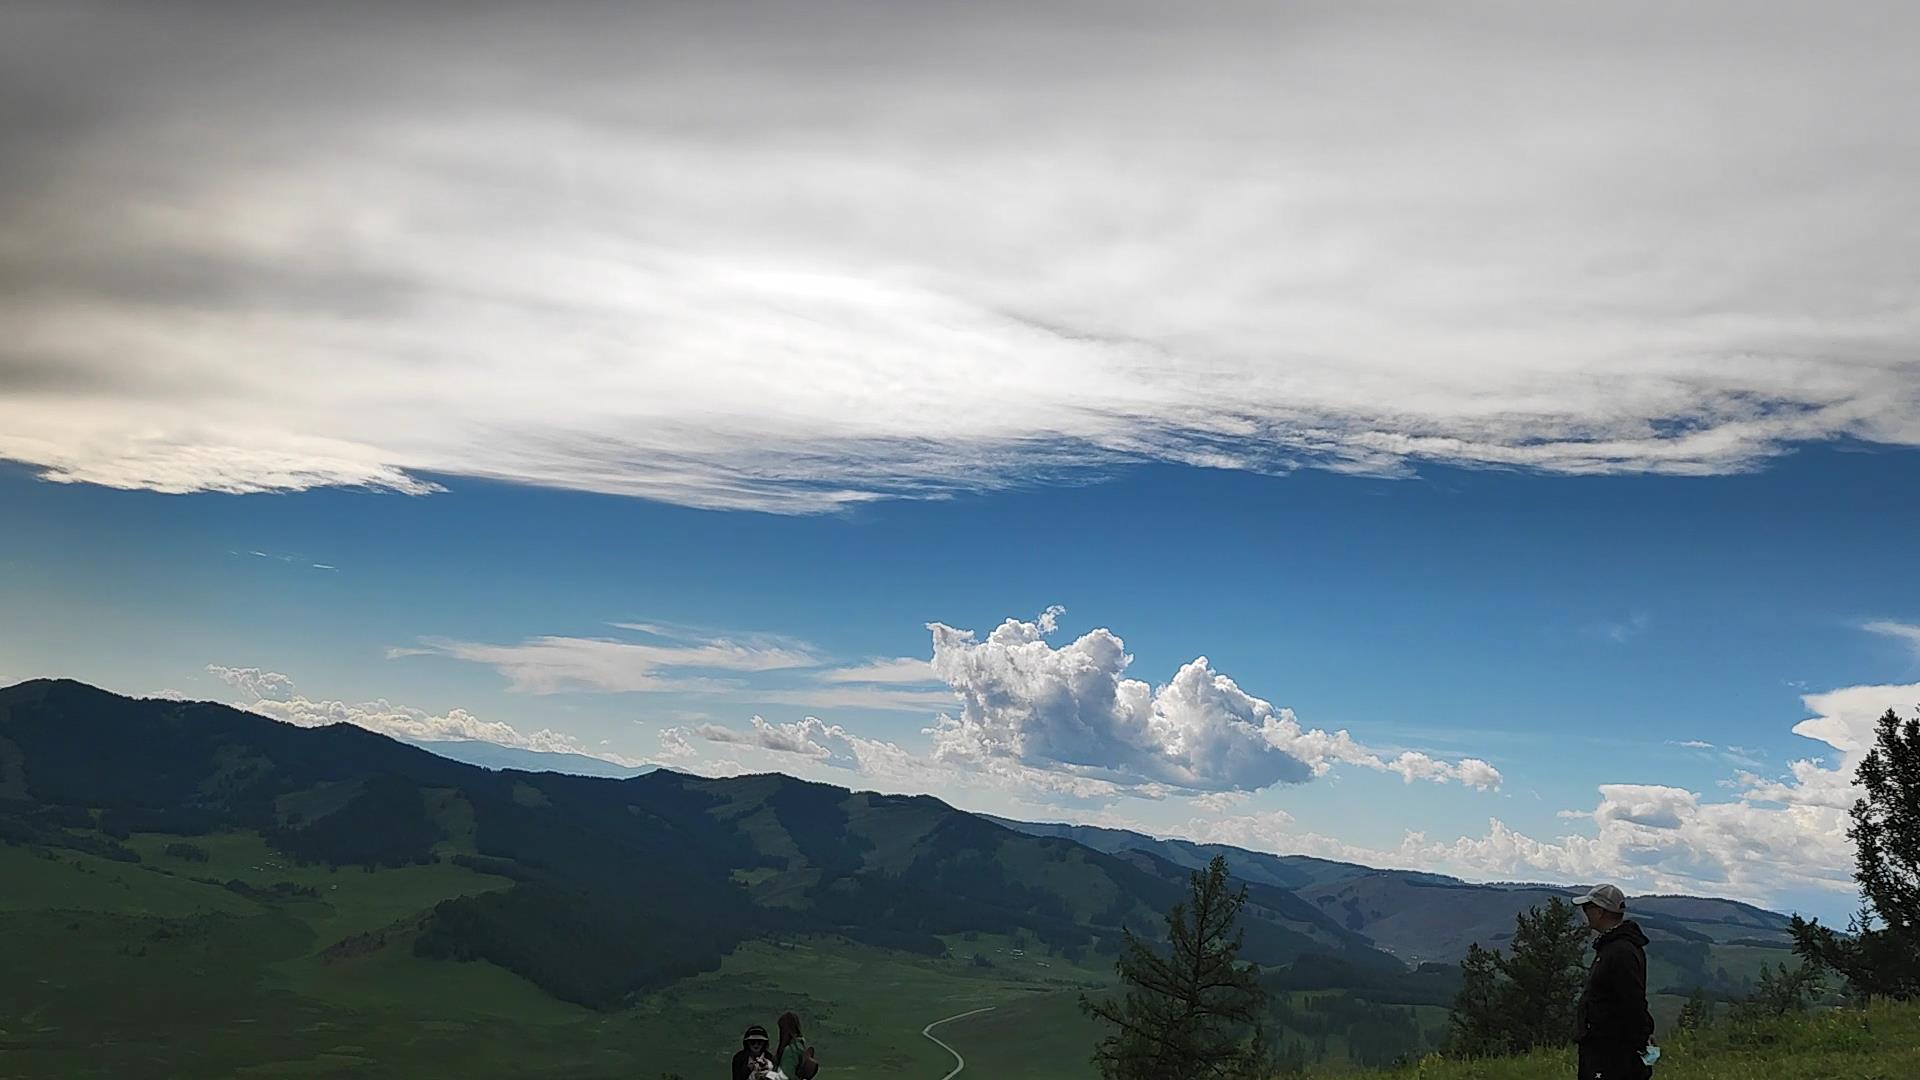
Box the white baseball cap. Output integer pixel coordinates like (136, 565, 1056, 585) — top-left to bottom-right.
(1572, 883, 1627, 914)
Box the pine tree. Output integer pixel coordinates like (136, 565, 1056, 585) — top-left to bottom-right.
(1791, 708, 1920, 1000)
(1081, 856, 1269, 1080)
(1444, 943, 1506, 1057)
(1675, 986, 1714, 1031)
(1495, 897, 1588, 1051)
(1853, 708, 1920, 933)
(1444, 898, 1588, 1057)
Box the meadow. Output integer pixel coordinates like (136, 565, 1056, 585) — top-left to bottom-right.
(0, 836, 1120, 1078)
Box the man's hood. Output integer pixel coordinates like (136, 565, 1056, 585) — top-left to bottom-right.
(1595, 919, 1649, 951)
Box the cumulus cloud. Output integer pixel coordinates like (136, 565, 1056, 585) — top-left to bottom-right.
(210, 666, 643, 766)
(1182, 683, 1920, 907)
(206, 665, 296, 701)
(924, 609, 1500, 793)
(668, 712, 1134, 802)
(694, 715, 856, 766)
(3, 3, 1918, 511)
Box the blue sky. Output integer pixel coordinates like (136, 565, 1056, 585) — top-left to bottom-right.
(4, 1, 1919, 921)
(5, 444, 1916, 920)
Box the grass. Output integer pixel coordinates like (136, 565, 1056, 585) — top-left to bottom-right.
(1333, 1002, 1920, 1080)
(0, 836, 1120, 1078)
(7, 830, 1917, 1079)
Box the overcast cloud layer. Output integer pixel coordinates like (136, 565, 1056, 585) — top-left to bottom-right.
(4, 2, 1918, 509)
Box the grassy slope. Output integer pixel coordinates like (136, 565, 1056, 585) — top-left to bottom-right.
(934, 1000, 1920, 1080)
(0, 835, 1121, 1078)
(1327, 1002, 1920, 1080)
(12, 837, 1913, 1079)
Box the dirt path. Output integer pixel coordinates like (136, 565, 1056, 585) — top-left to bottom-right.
(921, 1006, 996, 1080)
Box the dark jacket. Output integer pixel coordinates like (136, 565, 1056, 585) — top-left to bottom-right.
(730, 1049, 765, 1080)
(1575, 920, 1654, 1050)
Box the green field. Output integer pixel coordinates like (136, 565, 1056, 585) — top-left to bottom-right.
(0, 834, 1123, 1078)
(7, 833, 1914, 1079)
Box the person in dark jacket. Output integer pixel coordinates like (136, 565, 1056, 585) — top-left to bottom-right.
(731, 1024, 772, 1080)
(1572, 884, 1655, 1080)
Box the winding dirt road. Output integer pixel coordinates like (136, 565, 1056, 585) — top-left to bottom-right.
(921, 1006, 996, 1079)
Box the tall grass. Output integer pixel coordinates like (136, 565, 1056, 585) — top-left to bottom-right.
(1320, 1000, 1920, 1080)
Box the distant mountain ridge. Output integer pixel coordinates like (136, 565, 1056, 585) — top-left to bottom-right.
(986, 816, 1458, 890)
(0, 678, 1398, 1011)
(405, 738, 654, 779)
(0, 677, 1796, 1015)
(989, 816, 1795, 969)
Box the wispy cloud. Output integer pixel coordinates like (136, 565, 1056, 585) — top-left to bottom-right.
(3, 5, 1917, 511)
(1588, 612, 1651, 644)
(738, 686, 959, 714)
(813, 657, 939, 685)
(408, 631, 822, 694)
(1863, 620, 1920, 656)
(207, 666, 646, 766)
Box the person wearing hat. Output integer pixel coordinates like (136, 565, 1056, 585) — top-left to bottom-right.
(1572, 884, 1656, 1079)
(732, 1024, 773, 1080)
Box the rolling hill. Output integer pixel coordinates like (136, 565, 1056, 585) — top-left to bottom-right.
(0, 678, 1805, 1074)
(0, 680, 1393, 995)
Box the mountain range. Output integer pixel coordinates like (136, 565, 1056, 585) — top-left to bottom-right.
(0, 678, 1796, 1024)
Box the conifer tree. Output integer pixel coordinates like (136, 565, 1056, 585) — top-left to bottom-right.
(1081, 856, 1269, 1080)
(1445, 898, 1588, 1057)
(1792, 708, 1920, 1000)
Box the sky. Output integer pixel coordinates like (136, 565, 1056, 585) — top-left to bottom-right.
(3, 1, 1919, 921)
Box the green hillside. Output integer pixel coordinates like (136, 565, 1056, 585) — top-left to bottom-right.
(0, 678, 1403, 1075)
(0, 678, 1841, 1076)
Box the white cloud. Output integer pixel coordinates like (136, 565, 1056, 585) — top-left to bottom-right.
(1862, 620, 1920, 656)
(1178, 683, 1920, 907)
(208, 666, 647, 767)
(3, 4, 1918, 511)
(668, 712, 1134, 803)
(732, 685, 960, 714)
(1672, 739, 1715, 750)
(1595, 784, 1698, 830)
(405, 629, 822, 693)
(694, 715, 854, 765)
(1188, 790, 1256, 815)
(813, 657, 939, 685)
(1590, 612, 1651, 644)
(206, 665, 296, 701)
(403, 624, 958, 712)
(924, 609, 1500, 793)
